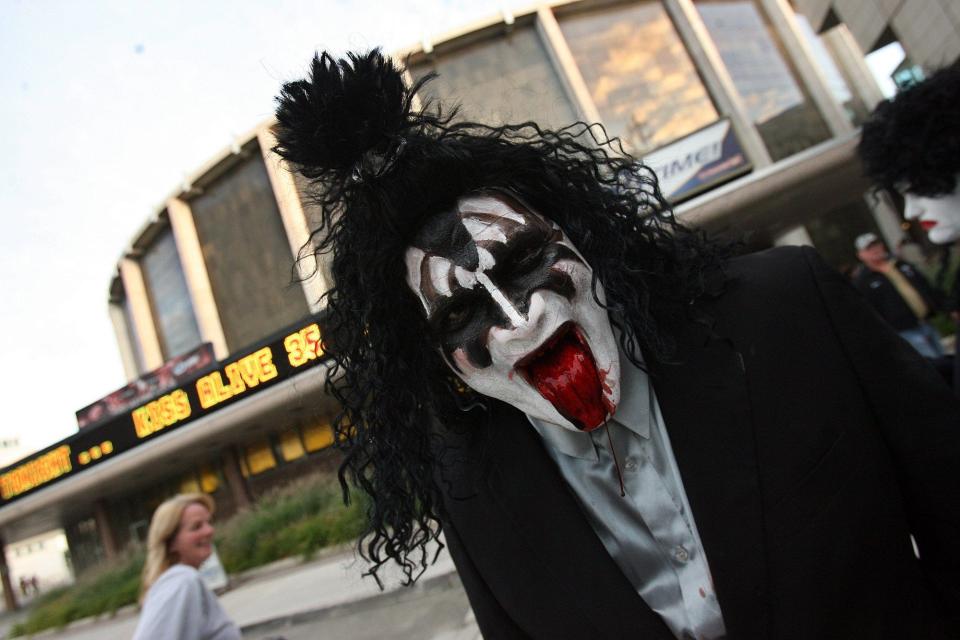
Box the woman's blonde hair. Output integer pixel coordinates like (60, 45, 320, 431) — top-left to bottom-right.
(139, 493, 215, 602)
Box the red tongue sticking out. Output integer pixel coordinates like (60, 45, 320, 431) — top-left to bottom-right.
(522, 325, 607, 431)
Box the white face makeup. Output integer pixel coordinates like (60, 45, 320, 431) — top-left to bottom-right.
(404, 191, 620, 432)
(903, 176, 960, 244)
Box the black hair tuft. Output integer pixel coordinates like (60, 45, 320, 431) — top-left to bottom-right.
(273, 49, 417, 181)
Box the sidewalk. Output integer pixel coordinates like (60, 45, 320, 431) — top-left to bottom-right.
(6, 542, 477, 639)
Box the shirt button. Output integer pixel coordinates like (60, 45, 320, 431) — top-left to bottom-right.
(624, 457, 638, 471)
(673, 545, 689, 563)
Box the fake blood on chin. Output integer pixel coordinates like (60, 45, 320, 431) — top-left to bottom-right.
(518, 323, 609, 431)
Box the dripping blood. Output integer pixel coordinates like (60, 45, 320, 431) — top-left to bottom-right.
(519, 323, 607, 431)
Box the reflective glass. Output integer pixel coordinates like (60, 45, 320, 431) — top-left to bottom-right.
(697, 0, 830, 160)
(191, 154, 310, 353)
(559, 2, 718, 155)
(410, 26, 577, 129)
(795, 18, 869, 127)
(142, 228, 202, 359)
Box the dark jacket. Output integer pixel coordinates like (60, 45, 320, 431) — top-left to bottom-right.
(853, 259, 941, 331)
(438, 247, 960, 639)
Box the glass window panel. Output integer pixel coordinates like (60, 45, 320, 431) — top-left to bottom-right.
(179, 473, 200, 494)
(410, 27, 577, 129)
(794, 18, 869, 127)
(279, 428, 306, 461)
(697, 0, 831, 160)
(199, 465, 219, 493)
(141, 228, 202, 359)
(559, 2, 718, 155)
(244, 439, 277, 475)
(190, 154, 310, 353)
(302, 422, 333, 453)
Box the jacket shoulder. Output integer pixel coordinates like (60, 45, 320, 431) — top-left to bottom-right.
(723, 245, 827, 295)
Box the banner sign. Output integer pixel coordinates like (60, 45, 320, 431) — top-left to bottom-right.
(643, 118, 751, 203)
(76, 344, 217, 429)
(0, 317, 328, 506)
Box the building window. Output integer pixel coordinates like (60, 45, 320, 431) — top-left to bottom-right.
(190, 153, 310, 354)
(409, 24, 578, 129)
(558, 1, 719, 155)
(302, 422, 334, 453)
(180, 473, 200, 494)
(696, 0, 831, 161)
(142, 228, 202, 359)
(199, 465, 219, 493)
(243, 438, 277, 475)
(794, 19, 869, 127)
(279, 428, 306, 462)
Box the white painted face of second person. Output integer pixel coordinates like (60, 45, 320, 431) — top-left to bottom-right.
(903, 175, 960, 245)
(404, 190, 620, 433)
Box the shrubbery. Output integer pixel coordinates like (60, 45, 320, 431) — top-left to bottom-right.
(10, 550, 142, 636)
(9, 471, 364, 637)
(215, 472, 366, 573)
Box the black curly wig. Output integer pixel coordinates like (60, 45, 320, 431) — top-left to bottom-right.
(859, 62, 960, 196)
(272, 50, 728, 584)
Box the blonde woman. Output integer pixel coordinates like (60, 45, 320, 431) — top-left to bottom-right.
(132, 493, 240, 640)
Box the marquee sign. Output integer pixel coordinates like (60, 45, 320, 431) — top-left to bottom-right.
(0, 317, 329, 506)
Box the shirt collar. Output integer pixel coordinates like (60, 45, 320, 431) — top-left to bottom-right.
(526, 344, 651, 461)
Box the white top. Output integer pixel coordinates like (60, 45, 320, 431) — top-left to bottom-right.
(132, 564, 241, 640)
(527, 351, 726, 640)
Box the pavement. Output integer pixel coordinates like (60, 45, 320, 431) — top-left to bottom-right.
(1, 541, 481, 639)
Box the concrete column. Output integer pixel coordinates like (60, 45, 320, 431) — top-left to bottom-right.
(822, 25, 886, 112)
(108, 301, 140, 382)
(92, 500, 118, 562)
(118, 257, 164, 371)
(166, 198, 230, 360)
(773, 224, 815, 246)
(664, 0, 773, 169)
(535, 6, 604, 126)
(256, 127, 328, 313)
(222, 447, 252, 510)
(760, 0, 853, 138)
(0, 535, 18, 612)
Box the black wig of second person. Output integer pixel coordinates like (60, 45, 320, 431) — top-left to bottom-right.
(858, 62, 960, 197)
(273, 49, 728, 583)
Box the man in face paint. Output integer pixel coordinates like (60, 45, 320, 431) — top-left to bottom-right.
(404, 190, 620, 433)
(858, 64, 960, 249)
(275, 50, 960, 639)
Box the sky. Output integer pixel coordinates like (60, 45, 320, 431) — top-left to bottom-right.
(0, 0, 534, 458)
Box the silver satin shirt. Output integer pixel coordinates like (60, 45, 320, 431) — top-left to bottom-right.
(527, 353, 727, 640)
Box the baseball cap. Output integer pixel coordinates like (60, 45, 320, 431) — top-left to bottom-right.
(854, 232, 882, 252)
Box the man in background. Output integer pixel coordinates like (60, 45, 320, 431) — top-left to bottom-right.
(853, 232, 944, 358)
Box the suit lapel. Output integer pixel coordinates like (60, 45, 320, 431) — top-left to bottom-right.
(647, 312, 770, 639)
(483, 402, 675, 638)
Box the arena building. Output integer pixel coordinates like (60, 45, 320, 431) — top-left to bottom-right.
(0, 0, 953, 611)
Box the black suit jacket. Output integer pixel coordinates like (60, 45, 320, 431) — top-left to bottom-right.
(437, 247, 960, 639)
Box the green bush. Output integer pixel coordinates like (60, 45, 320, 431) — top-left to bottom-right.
(10, 549, 143, 636)
(215, 472, 366, 573)
(9, 471, 366, 638)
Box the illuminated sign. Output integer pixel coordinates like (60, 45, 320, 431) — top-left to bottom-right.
(0, 446, 73, 500)
(284, 323, 323, 368)
(133, 390, 192, 438)
(0, 315, 330, 506)
(197, 347, 278, 410)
